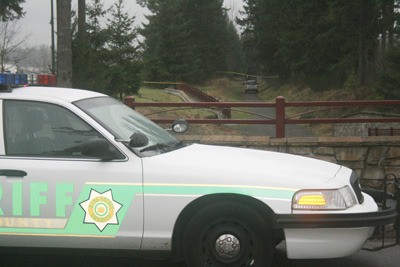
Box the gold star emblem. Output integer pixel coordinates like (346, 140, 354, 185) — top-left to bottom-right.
(80, 189, 122, 231)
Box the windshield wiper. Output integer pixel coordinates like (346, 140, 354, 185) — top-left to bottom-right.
(140, 143, 172, 153)
(173, 140, 186, 147)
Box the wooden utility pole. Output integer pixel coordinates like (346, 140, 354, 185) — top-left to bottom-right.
(56, 0, 72, 87)
(50, 0, 56, 74)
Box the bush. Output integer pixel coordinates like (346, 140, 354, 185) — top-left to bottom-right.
(344, 70, 361, 91)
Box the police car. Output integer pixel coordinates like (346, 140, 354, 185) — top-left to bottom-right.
(0, 73, 398, 266)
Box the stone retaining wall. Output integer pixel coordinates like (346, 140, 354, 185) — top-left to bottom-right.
(179, 135, 400, 189)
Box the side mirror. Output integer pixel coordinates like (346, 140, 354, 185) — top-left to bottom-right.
(81, 138, 120, 160)
(172, 119, 189, 133)
(129, 132, 149, 147)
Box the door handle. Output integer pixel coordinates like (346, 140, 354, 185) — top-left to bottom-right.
(0, 169, 27, 177)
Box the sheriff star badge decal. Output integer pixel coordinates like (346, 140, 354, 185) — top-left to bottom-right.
(80, 189, 122, 232)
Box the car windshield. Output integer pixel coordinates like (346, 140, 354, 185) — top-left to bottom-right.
(245, 80, 257, 85)
(74, 97, 179, 154)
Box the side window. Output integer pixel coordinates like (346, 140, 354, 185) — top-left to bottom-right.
(4, 100, 118, 158)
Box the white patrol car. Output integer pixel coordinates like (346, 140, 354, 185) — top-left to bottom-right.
(0, 77, 398, 266)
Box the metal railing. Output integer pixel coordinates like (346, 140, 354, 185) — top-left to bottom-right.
(124, 96, 400, 138)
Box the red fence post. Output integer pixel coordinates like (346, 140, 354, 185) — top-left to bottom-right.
(222, 108, 231, 119)
(276, 96, 286, 138)
(124, 96, 136, 109)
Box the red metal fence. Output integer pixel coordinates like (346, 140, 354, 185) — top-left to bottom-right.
(177, 82, 218, 102)
(124, 96, 400, 138)
(368, 127, 400, 136)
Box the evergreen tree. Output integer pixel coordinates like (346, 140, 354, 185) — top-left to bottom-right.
(0, 0, 25, 21)
(72, 0, 109, 91)
(140, 0, 243, 83)
(377, 46, 400, 99)
(140, 0, 183, 82)
(105, 0, 141, 98)
(240, 0, 382, 88)
(225, 18, 245, 73)
(72, 0, 141, 96)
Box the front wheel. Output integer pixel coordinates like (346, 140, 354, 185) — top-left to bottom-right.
(182, 200, 275, 267)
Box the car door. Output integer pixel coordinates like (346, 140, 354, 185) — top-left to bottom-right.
(0, 99, 143, 250)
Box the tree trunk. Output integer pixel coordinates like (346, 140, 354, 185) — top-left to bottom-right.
(77, 0, 86, 42)
(387, 0, 394, 47)
(358, 2, 367, 85)
(380, 0, 387, 54)
(56, 0, 72, 87)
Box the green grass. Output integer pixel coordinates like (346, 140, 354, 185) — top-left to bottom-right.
(135, 87, 182, 102)
(134, 87, 217, 119)
(199, 78, 262, 120)
(199, 78, 244, 101)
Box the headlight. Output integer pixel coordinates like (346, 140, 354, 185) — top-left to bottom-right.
(292, 186, 357, 210)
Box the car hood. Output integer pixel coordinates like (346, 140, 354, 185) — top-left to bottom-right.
(142, 144, 342, 191)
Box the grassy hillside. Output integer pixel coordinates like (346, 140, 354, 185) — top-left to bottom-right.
(134, 87, 241, 136)
(135, 79, 398, 136)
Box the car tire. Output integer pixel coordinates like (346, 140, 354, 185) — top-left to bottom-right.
(182, 200, 275, 267)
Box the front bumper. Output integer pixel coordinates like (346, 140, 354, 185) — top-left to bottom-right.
(271, 189, 399, 259)
(273, 206, 397, 229)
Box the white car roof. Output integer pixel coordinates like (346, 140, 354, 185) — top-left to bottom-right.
(2, 86, 106, 103)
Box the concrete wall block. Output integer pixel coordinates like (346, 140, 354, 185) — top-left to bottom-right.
(264, 147, 279, 152)
(383, 166, 400, 178)
(287, 146, 312, 155)
(361, 178, 384, 189)
(366, 146, 389, 164)
(335, 147, 368, 161)
(363, 165, 385, 180)
(387, 146, 400, 159)
(285, 137, 318, 146)
(338, 161, 364, 170)
(381, 158, 400, 166)
(310, 155, 337, 164)
(251, 146, 268, 151)
(275, 146, 288, 153)
(313, 146, 335, 156)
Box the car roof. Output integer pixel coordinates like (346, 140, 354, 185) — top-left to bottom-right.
(0, 86, 106, 103)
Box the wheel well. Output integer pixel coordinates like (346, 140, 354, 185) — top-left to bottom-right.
(171, 193, 280, 261)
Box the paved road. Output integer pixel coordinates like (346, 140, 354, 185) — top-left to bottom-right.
(240, 92, 313, 137)
(2, 242, 399, 266)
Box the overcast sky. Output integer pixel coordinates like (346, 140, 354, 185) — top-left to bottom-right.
(19, 0, 244, 47)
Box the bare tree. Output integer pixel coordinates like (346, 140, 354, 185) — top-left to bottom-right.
(57, 0, 72, 87)
(0, 20, 30, 72)
(28, 44, 52, 73)
(18, 45, 51, 73)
